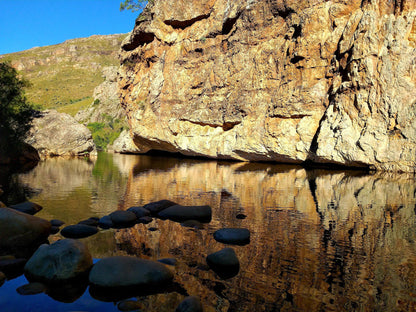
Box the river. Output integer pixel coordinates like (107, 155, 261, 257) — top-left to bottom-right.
(1, 152, 416, 311)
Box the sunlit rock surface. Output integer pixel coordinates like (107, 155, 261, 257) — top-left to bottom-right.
(26, 110, 96, 159)
(118, 0, 416, 172)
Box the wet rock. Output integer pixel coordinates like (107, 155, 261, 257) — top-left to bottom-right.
(24, 239, 93, 282)
(236, 214, 247, 220)
(143, 200, 177, 215)
(0, 258, 27, 279)
(50, 226, 60, 234)
(61, 224, 98, 239)
(98, 215, 113, 229)
(78, 217, 99, 226)
(158, 258, 177, 266)
(213, 228, 250, 246)
(118, 299, 143, 311)
(0, 208, 51, 257)
(0, 271, 5, 287)
(10, 201, 42, 215)
(158, 205, 212, 223)
(206, 248, 240, 279)
(127, 206, 151, 219)
(109, 210, 137, 228)
(176, 296, 203, 312)
(89, 256, 173, 289)
(137, 216, 153, 224)
(50, 219, 65, 227)
(180, 220, 204, 229)
(16, 282, 46, 295)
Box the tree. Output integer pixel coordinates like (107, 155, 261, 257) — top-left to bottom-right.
(0, 62, 36, 152)
(120, 0, 149, 12)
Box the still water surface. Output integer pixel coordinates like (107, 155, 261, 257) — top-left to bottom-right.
(1, 152, 416, 311)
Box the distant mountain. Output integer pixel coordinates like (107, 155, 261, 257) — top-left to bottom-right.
(0, 34, 127, 115)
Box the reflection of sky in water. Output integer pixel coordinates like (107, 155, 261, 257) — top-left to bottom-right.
(1, 152, 416, 311)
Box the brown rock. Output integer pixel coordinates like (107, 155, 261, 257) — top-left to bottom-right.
(118, 0, 416, 172)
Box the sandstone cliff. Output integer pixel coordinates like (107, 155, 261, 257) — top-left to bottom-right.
(118, 0, 416, 172)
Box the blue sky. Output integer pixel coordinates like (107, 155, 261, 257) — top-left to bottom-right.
(0, 0, 141, 55)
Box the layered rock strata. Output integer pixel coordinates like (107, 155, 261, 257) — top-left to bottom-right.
(118, 0, 416, 172)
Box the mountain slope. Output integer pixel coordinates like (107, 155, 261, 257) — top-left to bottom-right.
(0, 34, 127, 115)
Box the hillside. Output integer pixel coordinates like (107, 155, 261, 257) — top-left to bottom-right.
(0, 34, 127, 115)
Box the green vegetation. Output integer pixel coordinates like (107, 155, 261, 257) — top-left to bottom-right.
(120, 0, 150, 12)
(0, 34, 127, 111)
(87, 115, 127, 150)
(0, 62, 37, 153)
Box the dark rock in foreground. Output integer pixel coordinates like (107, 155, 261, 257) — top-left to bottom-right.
(16, 282, 46, 295)
(143, 200, 177, 215)
(24, 239, 93, 282)
(89, 256, 173, 289)
(176, 296, 203, 312)
(206, 248, 240, 279)
(98, 215, 113, 229)
(0, 208, 51, 257)
(213, 228, 250, 246)
(61, 224, 98, 239)
(0, 258, 27, 278)
(127, 206, 151, 218)
(0, 271, 5, 287)
(158, 205, 212, 223)
(10, 201, 43, 215)
(50, 219, 65, 227)
(109, 210, 137, 228)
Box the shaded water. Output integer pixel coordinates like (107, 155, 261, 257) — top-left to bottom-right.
(1, 152, 416, 311)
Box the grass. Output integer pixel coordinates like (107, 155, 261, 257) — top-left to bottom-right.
(0, 34, 128, 111)
(56, 97, 93, 116)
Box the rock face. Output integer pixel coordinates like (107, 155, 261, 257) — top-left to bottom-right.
(111, 129, 141, 154)
(26, 110, 96, 159)
(118, 0, 416, 172)
(75, 66, 125, 124)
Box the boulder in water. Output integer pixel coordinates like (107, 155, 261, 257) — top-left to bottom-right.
(206, 248, 240, 279)
(109, 210, 137, 228)
(61, 224, 98, 239)
(143, 200, 177, 215)
(158, 205, 212, 223)
(213, 228, 250, 245)
(24, 239, 93, 282)
(10, 201, 42, 215)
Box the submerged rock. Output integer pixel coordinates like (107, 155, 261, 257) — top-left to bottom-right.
(9, 201, 43, 215)
(61, 224, 98, 239)
(158, 205, 212, 223)
(213, 228, 250, 246)
(143, 200, 177, 215)
(24, 239, 93, 282)
(89, 256, 173, 289)
(0, 208, 51, 257)
(176, 296, 203, 312)
(206, 248, 240, 279)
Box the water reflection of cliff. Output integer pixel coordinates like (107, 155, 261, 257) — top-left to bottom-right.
(115, 156, 416, 311)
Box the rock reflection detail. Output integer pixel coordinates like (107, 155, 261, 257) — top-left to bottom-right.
(8, 153, 416, 311)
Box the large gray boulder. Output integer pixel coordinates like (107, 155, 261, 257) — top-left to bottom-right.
(24, 239, 93, 282)
(25, 110, 96, 159)
(89, 256, 173, 289)
(0, 208, 51, 256)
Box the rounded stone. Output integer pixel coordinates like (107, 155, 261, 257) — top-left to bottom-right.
(24, 239, 93, 282)
(50, 219, 65, 227)
(0, 208, 51, 256)
(176, 296, 203, 312)
(98, 215, 113, 229)
(89, 256, 173, 289)
(236, 214, 247, 219)
(213, 228, 250, 245)
(158, 205, 212, 223)
(127, 206, 150, 218)
(143, 200, 177, 215)
(109, 210, 137, 228)
(10, 201, 42, 215)
(16, 282, 46, 295)
(61, 224, 98, 239)
(206, 248, 240, 279)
